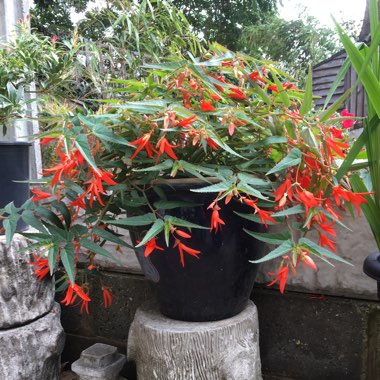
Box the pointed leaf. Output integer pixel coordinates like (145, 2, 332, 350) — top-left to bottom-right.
(104, 213, 156, 227)
(266, 148, 302, 175)
(74, 134, 98, 172)
(244, 229, 291, 244)
(92, 226, 133, 248)
(135, 219, 165, 247)
(80, 238, 118, 262)
(249, 240, 294, 263)
(299, 67, 313, 115)
(61, 243, 76, 285)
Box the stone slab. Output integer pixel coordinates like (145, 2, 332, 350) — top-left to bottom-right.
(0, 231, 55, 328)
(0, 302, 65, 380)
(128, 300, 262, 380)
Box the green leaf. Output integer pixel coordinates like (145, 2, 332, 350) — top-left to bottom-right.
(21, 210, 48, 233)
(74, 134, 98, 172)
(272, 72, 290, 107)
(249, 240, 294, 263)
(164, 215, 208, 229)
(4, 216, 18, 247)
(78, 114, 129, 146)
(253, 136, 287, 148)
(135, 219, 165, 247)
(61, 243, 76, 285)
(104, 213, 156, 227)
(298, 237, 353, 265)
(244, 229, 291, 244)
(92, 226, 132, 248)
(48, 245, 58, 275)
(299, 66, 313, 116)
(153, 200, 200, 210)
(237, 173, 271, 188)
(237, 182, 269, 200)
(51, 201, 71, 229)
(234, 211, 277, 225)
(272, 204, 305, 217)
(190, 182, 231, 193)
(320, 89, 352, 122)
(35, 206, 65, 229)
(266, 148, 302, 175)
(133, 159, 173, 172)
(80, 238, 118, 262)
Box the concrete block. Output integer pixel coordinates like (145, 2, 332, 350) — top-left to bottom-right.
(72, 343, 126, 380)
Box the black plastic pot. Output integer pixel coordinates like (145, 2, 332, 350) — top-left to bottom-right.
(132, 183, 265, 322)
(0, 142, 31, 232)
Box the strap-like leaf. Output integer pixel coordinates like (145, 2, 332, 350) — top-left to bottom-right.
(105, 213, 156, 226)
(61, 243, 76, 285)
(249, 239, 294, 263)
(244, 229, 291, 244)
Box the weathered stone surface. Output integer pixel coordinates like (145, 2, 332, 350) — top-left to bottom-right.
(0, 232, 55, 328)
(256, 213, 379, 300)
(128, 300, 262, 380)
(72, 343, 126, 380)
(0, 302, 65, 380)
(251, 288, 380, 380)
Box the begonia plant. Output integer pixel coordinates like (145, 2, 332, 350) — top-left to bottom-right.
(1, 44, 370, 309)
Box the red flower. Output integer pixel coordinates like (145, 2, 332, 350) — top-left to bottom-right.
(267, 266, 289, 294)
(227, 88, 247, 100)
(268, 85, 279, 93)
(174, 240, 201, 267)
(330, 126, 344, 139)
(51, 35, 57, 43)
(325, 137, 350, 158)
(301, 252, 317, 271)
(40, 137, 55, 145)
(200, 100, 215, 112)
(143, 237, 164, 257)
(242, 198, 275, 227)
(28, 254, 50, 281)
(61, 283, 91, 306)
(296, 190, 322, 215)
(156, 136, 178, 161)
(319, 232, 337, 252)
(130, 132, 156, 159)
(248, 71, 265, 83)
(79, 292, 90, 314)
(174, 229, 192, 239)
(206, 138, 218, 150)
(31, 188, 52, 202)
(340, 109, 355, 129)
(209, 204, 225, 232)
(177, 115, 196, 127)
(83, 169, 117, 207)
(273, 178, 293, 208)
(102, 287, 112, 308)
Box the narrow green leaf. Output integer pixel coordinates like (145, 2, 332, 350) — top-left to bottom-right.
(92, 226, 133, 248)
(272, 72, 290, 107)
(21, 210, 48, 233)
(272, 204, 305, 217)
(133, 159, 173, 172)
(80, 238, 118, 262)
(244, 229, 291, 244)
(4, 216, 18, 247)
(164, 215, 208, 229)
(237, 182, 269, 200)
(51, 201, 71, 229)
(298, 237, 353, 265)
(320, 89, 352, 122)
(266, 148, 302, 175)
(61, 243, 75, 285)
(135, 219, 165, 247)
(249, 240, 294, 263)
(74, 134, 98, 172)
(35, 206, 65, 229)
(104, 213, 156, 226)
(190, 182, 231, 193)
(48, 246, 57, 275)
(234, 211, 277, 225)
(299, 66, 313, 115)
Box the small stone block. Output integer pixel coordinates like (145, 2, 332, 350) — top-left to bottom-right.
(72, 344, 126, 380)
(81, 343, 117, 368)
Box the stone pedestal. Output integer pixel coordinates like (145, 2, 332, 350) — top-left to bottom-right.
(0, 232, 64, 379)
(127, 300, 262, 380)
(72, 343, 126, 380)
(0, 302, 65, 379)
(0, 234, 55, 328)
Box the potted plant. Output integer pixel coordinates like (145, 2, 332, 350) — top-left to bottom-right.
(1, 43, 370, 321)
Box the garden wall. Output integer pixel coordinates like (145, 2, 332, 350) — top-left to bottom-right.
(61, 212, 380, 379)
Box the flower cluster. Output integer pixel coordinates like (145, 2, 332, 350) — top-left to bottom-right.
(4, 46, 369, 308)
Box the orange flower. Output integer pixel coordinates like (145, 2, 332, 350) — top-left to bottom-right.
(31, 188, 52, 202)
(130, 132, 156, 159)
(173, 239, 201, 267)
(156, 136, 178, 161)
(267, 266, 289, 294)
(208, 204, 225, 232)
(61, 283, 91, 306)
(143, 237, 164, 257)
(79, 291, 90, 314)
(200, 100, 215, 112)
(28, 254, 50, 281)
(102, 287, 112, 308)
